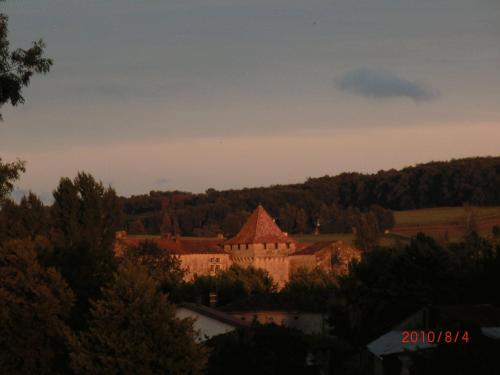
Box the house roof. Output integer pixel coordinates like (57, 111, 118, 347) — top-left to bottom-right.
(369, 304, 500, 357)
(367, 330, 436, 357)
(117, 236, 227, 255)
(481, 327, 500, 340)
(292, 242, 329, 255)
(225, 205, 293, 245)
(178, 303, 250, 328)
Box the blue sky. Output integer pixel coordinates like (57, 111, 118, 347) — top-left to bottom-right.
(1, 0, 499, 200)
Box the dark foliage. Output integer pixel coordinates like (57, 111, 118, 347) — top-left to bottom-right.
(121, 156, 499, 236)
(49, 173, 123, 328)
(333, 234, 500, 344)
(180, 265, 277, 306)
(0, 158, 25, 203)
(123, 240, 185, 294)
(207, 325, 321, 375)
(0, 14, 52, 120)
(0, 239, 74, 374)
(70, 262, 207, 375)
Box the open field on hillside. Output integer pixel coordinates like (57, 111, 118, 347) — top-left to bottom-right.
(128, 206, 500, 246)
(391, 206, 500, 240)
(394, 206, 500, 226)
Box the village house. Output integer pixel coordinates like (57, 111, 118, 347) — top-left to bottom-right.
(366, 304, 500, 375)
(175, 303, 250, 342)
(115, 205, 361, 288)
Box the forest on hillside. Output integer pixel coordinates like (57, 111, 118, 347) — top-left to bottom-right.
(122, 156, 500, 236)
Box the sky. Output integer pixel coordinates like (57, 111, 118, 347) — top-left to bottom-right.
(1, 0, 499, 201)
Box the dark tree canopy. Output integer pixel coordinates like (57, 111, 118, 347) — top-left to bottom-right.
(0, 192, 50, 241)
(50, 172, 122, 324)
(123, 240, 185, 293)
(188, 265, 277, 306)
(207, 325, 321, 375)
(121, 156, 499, 236)
(70, 262, 208, 375)
(333, 234, 500, 343)
(0, 13, 52, 120)
(0, 158, 25, 203)
(0, 239, 74, 375)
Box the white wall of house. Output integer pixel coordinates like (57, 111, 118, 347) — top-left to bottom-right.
(176, 307, 238, 342)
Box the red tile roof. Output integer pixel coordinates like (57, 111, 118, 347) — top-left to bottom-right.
(117, 236, 227, 255)
(225, 205, 294, 245)
(293, 242, 331, 255)
(293, 241, 358, 255)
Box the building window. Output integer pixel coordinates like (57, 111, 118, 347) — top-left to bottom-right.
(275, 242, 278, 249)
(215, 264, 220, 271)
(264, 243, 267, 249)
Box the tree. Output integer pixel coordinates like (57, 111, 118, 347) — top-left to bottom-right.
(123, 240, 185, 293)
(0, 13, 52, 120)
(0, 158, 25, 203)
(191, 265, 277, 306)
(207, 325, 320, 375)
(0, 192, 49, 240)
(283, 267, 337, 312)
(70, 262, 207, 375)
(353, 211, 380, 251)
(50, 172, 122, 324)
(0, 239, 74, 374)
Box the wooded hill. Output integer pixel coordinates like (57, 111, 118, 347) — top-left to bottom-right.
(121, 156, 500, 236)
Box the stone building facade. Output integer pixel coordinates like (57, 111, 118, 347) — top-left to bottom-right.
(115, 205, 361, 288)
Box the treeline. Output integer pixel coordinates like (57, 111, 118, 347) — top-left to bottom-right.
(0, 163, 338, 375)
(2, 160, 500, 374)
(122, 156, 500, 236)
(124, 192, 395, 237)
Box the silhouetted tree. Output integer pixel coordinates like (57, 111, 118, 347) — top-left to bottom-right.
(353, 211, 380, 251)
(207, 325, 319, 375)
(70, 262, 207, 375)
(191, 265, 276, 306)
(282, 267, 337, 312)
(123, 240, 185, 294)
(50, 172, 122, 325)
(0, 13, 52, 120)
(0, 158, 25, 203)
(0, 239, 74, 374)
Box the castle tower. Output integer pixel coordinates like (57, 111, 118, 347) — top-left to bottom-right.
(224, 205, 296, 288)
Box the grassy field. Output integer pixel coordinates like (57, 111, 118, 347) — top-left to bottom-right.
(293, 233, 407, 246)
(394, 206, 500, 227)
(129, 206, 500, 246)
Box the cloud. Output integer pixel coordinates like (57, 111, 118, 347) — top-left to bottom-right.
(154, 177, 170, 188)
(336, 68, 437, 101)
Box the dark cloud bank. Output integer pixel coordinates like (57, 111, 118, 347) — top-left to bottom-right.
(336, 69, 437, 101)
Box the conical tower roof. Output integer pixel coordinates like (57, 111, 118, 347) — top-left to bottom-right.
(225, 205, 292, 245)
